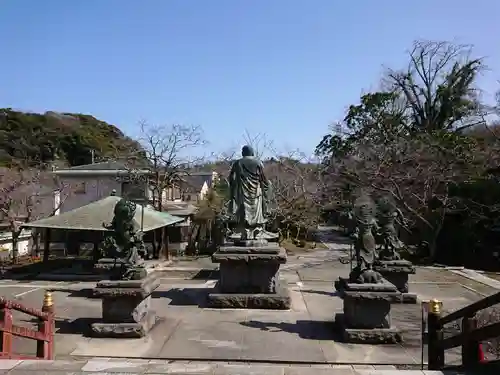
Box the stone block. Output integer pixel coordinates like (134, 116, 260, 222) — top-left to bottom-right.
(335, 314, 402, 344)
(335, 282, 403, 344)
(93, 258, 147, 280)
(343, 292, 397, 329)
(208, 244, 290, 309)
(212, 247, 287, 294)
(207, 284, 291, 309)
(91, 311, 159, 338)
(217, 245, 281, 254)
(373, 259, 416, 293)
(400, 292, 418, 304)
(90, 274, 160, 338)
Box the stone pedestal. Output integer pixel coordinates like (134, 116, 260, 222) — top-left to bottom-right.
(94, 258, 126, 279)
(335, 283, 402, 344)
(91, 273, 160, 338)
(207, 244, 291, 309)
(373, 260, 417, 304)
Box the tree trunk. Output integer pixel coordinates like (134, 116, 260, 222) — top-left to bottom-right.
(43, 229, 51, 263)
(11, 230, 19, 263)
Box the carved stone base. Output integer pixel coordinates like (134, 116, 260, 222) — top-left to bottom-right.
(335, 314, 402, 344)
(209, 243, 289, 309)
(90, 274, 160, 338)
(399, 292, 418, 304)
(91, 311, 159, 338)
(212, 245, 287, 294)
(207, 284, 291, 309)
(94, 258, 126, 279)
(94, 258, 147, 280)
(336, 283, 402, 344)
(373, 259, 416, 293)
(334, 277, 349, 295)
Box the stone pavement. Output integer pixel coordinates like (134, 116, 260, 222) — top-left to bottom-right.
(0, 227, 498, 367)
(0, 358, 465, 374)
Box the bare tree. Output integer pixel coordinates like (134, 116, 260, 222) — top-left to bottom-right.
(0, 166, 73, 261)
(122, 121, 207, 211)
(388, 40, 486, 133)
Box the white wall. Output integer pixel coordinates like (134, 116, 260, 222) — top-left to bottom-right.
(198, 181, 209, 201)
(59, 175, 124, 213)
(58, 174, 183, 213)
(0, 229, 33, 257)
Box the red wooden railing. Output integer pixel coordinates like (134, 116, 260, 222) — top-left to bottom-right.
(427, 293, 500, 371)
(0, 296, 54, 360)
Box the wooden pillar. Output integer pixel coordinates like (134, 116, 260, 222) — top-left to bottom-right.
(462, 315, 482, 368)
(43, 228, 51, 263)
(158, 227, 165, 260)
(165, 226, 170, 260)
(92, 240, 100, 263)
(152, 229, 158, 259)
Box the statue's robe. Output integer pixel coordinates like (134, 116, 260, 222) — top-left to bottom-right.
(229, 156, 270, 227)
(355, 220, 377, 265)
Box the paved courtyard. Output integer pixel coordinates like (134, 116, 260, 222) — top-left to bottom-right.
(2, 229, 498, 367)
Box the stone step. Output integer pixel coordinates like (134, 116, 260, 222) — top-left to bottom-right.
(1, 358, 453, 374)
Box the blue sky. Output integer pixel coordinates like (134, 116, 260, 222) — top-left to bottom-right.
(1, 1, 499, 156)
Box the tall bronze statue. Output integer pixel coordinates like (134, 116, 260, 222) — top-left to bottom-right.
(350, 192, 382, 284)
(228, 145, 274, 241)
(376, 194, 406, 261)
(100, 198, 147, 280)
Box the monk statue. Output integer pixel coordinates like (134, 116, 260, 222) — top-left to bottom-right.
(228, 145, 275, 242)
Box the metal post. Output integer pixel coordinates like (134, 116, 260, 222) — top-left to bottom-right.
(427, 298, 444, 370)
(38, 291, 54, 359)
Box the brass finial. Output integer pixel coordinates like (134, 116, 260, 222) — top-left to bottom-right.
(43, 290, 53, 308)
(429, 298, 442, 314)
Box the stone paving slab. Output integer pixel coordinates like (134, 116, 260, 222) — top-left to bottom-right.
(0, 359, 460, 374)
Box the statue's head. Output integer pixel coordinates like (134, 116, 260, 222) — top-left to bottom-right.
(242, 145, 254, 157)
(114, 198, 137, 222)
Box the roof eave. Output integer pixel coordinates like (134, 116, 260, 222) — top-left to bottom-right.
(52, 170, 153, 177)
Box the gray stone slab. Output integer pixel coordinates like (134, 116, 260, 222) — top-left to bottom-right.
(95, 273, 160, 296)
(345, 282, 398, 293)
(215, 363, 286, 375)
(399, 293, 418, 304)
(207, 285, 291, 309)
(13, 359, 87, 371)
(91, 311, 160, 338)
(218, 245, 281, 254)
(157, 320, 245, 359)
(375, 259, 416, 270)
(80, 359, 151, 372)
(239, 320, 329, 362)
(213, 251, 288, 263)
(335, 313, 402, 344)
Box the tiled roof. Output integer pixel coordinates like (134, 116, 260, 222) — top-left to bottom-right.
(162, 201, 197, 216)
(22, 196, 183, 232)
(65, 161, 129, 171)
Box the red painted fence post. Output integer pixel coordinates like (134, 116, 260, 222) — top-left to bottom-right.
(0, 303, 13, 357)
(36, 291, 54, 360)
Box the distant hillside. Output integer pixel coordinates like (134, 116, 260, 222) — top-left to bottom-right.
(0, 109, 144, 167)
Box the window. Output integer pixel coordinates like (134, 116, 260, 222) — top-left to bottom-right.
(74, 182, 86, 194)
